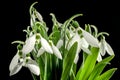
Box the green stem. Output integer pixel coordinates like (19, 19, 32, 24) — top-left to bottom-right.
(44, 53, 47, 80)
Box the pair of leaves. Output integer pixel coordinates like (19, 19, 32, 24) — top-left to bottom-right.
(75, 47, 116, 80)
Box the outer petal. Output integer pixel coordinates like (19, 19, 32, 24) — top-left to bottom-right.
(9, 53, 19, 71)
(97, 52, 102, 62)
(82, 30, 99, 47)
(56, 39, 63, 49)
(37, 47, 45, 57)
(81, 46, 91, 54)
(105, 41, 114, 55)
(22, 35, 36, 54)
(67, 33, 81, 51)
(26, 59, 40, 76)
(52, 43, 62, 60)
(10, 62, 23, 76)
(41, 37, 53, 54)
(100, 39, 106, 56)
(81, 38, 89, 48)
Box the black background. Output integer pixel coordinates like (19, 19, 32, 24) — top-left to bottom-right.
(1, 0, 120, 80)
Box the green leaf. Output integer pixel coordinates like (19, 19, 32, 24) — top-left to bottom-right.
(75, 47, 99, 80)
(61, 42, 78, 80)
(49, 31, 61, 45)
(95, 68, 117, 80)
(88, 55, 114, 80)
(38, 56, 44, 80)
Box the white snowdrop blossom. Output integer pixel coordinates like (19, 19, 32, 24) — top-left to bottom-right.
(67, 32, 91, 64)
(51, 41, 62, 60)
(37, 47, 45, 57)
(40, 36, 53, 54)
(22, 34, 36, 54)
(82, 30, 99, 47)
(97, 38, 114, 62)
(37, 40, 62, 60)
(56, 39, 63, 49)
(9, 51, 40, 76)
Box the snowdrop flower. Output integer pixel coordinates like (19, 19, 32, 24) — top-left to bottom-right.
(37, 47, 45, 57)
(37, 39, 62, 60)
(22, 34, 36, 54)
(67, 32, 91, 64)
(97, 38, 114, 62)
(40, 36, 53, 54)
(9, 51, 40, 76)
(56, 39, 63, 49)
(50, 41, 62, 60)
(78, 27, 99, 47)
(82, 29, 99, 47)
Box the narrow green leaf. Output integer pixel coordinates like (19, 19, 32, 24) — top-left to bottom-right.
(95, 68, 117, 80)
(49, 31, 61, 45)
(75, 47, 99, 80)
(61, 42, 78, 80)
(38, 55, 45, 80)
(88, 55, 114, 80)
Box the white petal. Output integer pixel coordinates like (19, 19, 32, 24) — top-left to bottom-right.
(67, 33, 81, 51)
(56, 39, 63, 49)
(105, 41, 114, 55)
(22, 35, 36, 54)
(9, 53, 19, 71)
(37, 47, 45, 57)
(81, 38, 89, 48)
(81, 46, 91, 54)
(26, 59, 40, 75)
(52, 43, 62, 60)
(41, 37, 53, 54)
(82, 30, 99, 47)
(97, 52, 102, 62)
(10, 62, 23, 76)
(100, 39, 106, 56)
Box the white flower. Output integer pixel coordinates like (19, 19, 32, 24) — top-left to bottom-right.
(40, 36, 53, 54)
(37, 40, 62, 60)
(9, 51, 40, 76)
(82, 29, 99, 47)
(67, 32, 91, 64)
(25, 59, 40, 76)
(97, 38, 114, 62)
(56, 39, 63, 49)
(37, 47, 45, 57)
(22, 34, 36, 54)
(9, 53, 23, 76)
(51, 41, 62, 60)
(81, 38, 91, 54)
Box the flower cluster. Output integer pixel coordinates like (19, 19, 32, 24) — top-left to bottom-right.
(9, 2, 116, 80)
